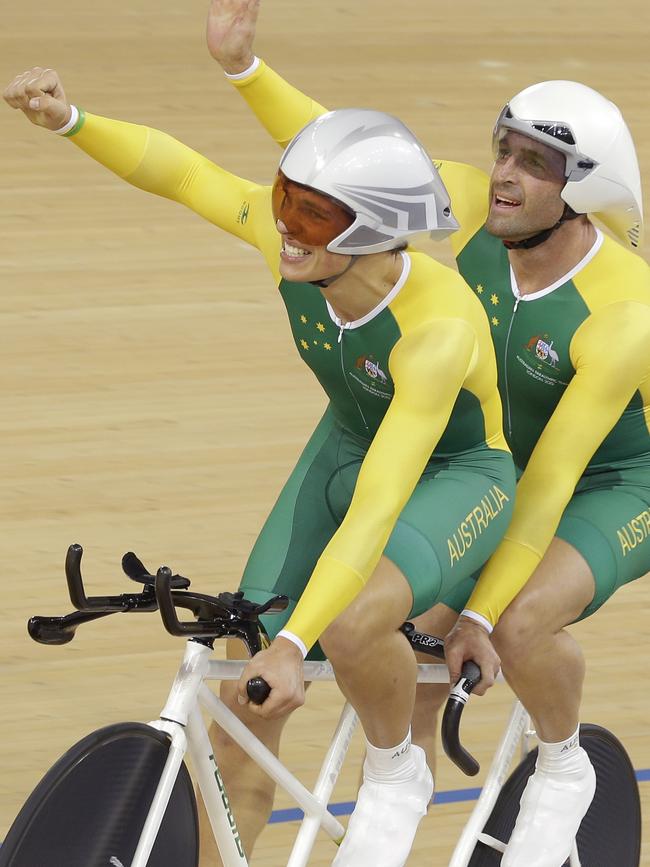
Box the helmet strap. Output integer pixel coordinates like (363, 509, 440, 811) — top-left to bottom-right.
(310, 254, 360, 288)
(503, 204, 580, 250)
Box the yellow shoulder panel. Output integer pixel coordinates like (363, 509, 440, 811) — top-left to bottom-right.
(572, 233, 650, 312)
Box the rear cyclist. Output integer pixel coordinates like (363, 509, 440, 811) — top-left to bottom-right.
(204, 2, 650, 864)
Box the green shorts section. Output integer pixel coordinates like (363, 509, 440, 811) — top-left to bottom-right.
(555, 466, 650, 619)
(239, 407, 515, 659)
(437, 574, 480, 615)
(441, 464, 650, 620)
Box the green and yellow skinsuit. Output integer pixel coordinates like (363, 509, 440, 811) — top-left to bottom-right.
(225, 60, 650, 629)
(63, 108, 514, 654)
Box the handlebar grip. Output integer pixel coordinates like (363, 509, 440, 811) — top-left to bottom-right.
(65, 544, 90, 610)
(155, 566, 189, 635)
(65, 544, 120, 612)
(27, 610, 114, 645)
(460, 660, 481, 689)
(441, 659, 482, 777)
(247, 677, 271, 705)
(28, 616, 75, 645)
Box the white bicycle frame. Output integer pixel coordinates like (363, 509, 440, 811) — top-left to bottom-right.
(130, 639, 582, 867)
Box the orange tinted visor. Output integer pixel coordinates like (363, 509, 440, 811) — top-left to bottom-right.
(271, 171, 355, 247)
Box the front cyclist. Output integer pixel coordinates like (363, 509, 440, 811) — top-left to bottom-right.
(4, 66, 515, 867)
(204, 2, 650, 865)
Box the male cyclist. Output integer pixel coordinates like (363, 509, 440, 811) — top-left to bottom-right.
(205, 1, 650, 864)
(4, 62, 515, 867)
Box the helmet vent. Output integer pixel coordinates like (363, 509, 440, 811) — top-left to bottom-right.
(627, 224, 641, 248)
(531, 122, 576, 145)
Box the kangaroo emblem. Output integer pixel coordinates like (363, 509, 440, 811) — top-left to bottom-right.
(531, 337, 559, 368)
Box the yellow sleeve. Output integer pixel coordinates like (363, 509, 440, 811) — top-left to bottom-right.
(68, 110, 280, 276)
(229, 59, 328, 148)
(435, 161, 490, 255)
(467, 301, 650, 625)
(284, 318, 479, 651)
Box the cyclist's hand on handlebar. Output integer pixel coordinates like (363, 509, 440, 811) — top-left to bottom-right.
(206, 0, 259, 74)
(3, 67, 71, 130)
(444, 615, 500, 697)
(238, 636, 305, 719)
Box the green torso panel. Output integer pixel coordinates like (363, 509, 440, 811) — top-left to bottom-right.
(278, 251, 506, 458)
(279, 278, 399, 437)
(457, 226, 650, 472)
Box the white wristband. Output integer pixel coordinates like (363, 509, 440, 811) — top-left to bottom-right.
(224, 56, 261, 81)
(53, 104, 79, 136)
(277, 629, 308, 659)
(460, 609, 494, 635)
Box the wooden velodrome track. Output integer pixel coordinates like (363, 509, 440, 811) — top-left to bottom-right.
(1, 0, 649, 863)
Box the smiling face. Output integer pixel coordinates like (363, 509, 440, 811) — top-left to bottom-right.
(272, 171, 356, 282)
(486, 131, 568, 242)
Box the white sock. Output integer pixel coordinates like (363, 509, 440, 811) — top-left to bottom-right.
(536, 725, 586, 775)
(364, 728, 417, 783)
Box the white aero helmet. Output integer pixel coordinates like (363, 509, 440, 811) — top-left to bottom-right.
(494, 80, 643, 249)
(279, 108, 459, 255)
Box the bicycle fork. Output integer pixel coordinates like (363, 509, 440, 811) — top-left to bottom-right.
(130, 640, 250, 867)
(187, 707, 248, 865)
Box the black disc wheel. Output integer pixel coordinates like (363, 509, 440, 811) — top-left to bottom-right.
(467, 724, 641, 866)
(0, 722, 198, 867)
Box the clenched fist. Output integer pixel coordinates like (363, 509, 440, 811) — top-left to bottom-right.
(3, 67, 71, 131)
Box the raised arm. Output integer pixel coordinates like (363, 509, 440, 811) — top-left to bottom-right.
(3, 66, 280, 271)
(206, 0, 489, 250)
(208, 0, 326, 148)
